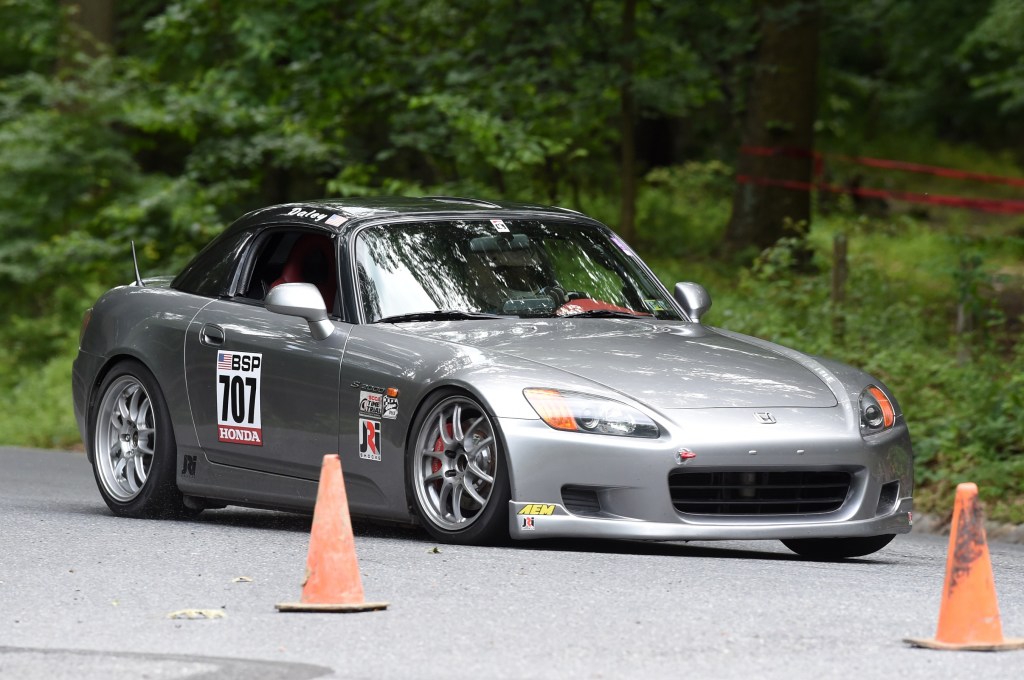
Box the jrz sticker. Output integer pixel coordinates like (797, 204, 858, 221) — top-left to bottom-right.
(490, 219, 510, 233)
(359, 390, 383, 417)
(359, 418, 381, 461)
(521, 516, 536, 530)
(216, 351, 263, 446)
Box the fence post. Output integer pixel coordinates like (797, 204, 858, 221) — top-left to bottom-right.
(831, 233, 848, 343)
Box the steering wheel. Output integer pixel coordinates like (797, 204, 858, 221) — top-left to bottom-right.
(538, 285, 567, 306)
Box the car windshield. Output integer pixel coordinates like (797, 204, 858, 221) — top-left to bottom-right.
(354, 219, 681, 322)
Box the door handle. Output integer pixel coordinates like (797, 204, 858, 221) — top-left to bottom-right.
(200, 324, 225, 346)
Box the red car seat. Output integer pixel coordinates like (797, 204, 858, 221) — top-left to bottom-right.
(270, 234, 337, 311)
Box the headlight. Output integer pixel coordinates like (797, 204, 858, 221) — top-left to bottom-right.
(860, 385, 896, 433)
(523, 388, 660, 438)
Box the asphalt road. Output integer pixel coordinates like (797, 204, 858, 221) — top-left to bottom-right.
(2, 447, 1023, 679)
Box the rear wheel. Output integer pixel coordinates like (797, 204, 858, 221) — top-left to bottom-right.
(781, 534, 895, 560)
(89, 360, 195, 518)
(408, 391, 510, 545)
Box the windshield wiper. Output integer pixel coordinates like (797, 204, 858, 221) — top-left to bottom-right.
(558, 309, 647, 319)
(374, 310, 505, 324)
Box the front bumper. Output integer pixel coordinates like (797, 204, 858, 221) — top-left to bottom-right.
(500, 407, 914, 542)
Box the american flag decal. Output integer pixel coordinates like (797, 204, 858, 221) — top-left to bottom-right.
(217, 352, 233, 370)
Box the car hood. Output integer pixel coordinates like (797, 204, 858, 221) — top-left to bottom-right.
(407, 319, 838, 409)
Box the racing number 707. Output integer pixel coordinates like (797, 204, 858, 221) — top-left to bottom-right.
(219, 375, 257, 424)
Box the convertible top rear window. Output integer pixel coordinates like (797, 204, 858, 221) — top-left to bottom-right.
(172, 231, 251, 297)
(355, 220, 680, 322)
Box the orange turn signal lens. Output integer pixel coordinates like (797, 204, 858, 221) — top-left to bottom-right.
(523, 388, 578, 432)
(867, 386, 895, 429)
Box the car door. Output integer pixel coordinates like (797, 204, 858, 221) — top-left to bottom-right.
(183, 300, 350, 481)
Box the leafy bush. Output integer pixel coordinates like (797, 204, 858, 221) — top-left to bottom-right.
(636, 161, 733, 256)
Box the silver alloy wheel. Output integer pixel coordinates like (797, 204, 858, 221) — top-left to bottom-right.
(413, 396, 498, 531)
(94, 376, 156, 502)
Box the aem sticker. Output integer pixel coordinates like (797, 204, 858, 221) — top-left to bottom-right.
(359, 418, 381, 461)
(490, 219, 510, 233)
(517, 504, 555, 516)
(216, 351, 263, 446)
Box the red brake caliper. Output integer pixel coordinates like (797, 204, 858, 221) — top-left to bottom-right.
(431, 423, 453, 480)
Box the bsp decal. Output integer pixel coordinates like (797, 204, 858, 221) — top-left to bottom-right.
(359, 418, 381, 461)
(216, 351, 263, 446)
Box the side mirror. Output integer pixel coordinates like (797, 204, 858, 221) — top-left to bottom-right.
(265, 283, 334, 340)
(673, 282, 712, 324)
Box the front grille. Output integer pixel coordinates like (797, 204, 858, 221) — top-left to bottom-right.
(669, 470, 851, 516)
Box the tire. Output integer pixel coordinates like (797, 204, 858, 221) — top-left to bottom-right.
(407, 390, 510, 545)
(88, 359, 195, 518)
(781, 534, 895, 560)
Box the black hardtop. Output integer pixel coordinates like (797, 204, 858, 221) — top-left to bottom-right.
(229, 196, 590, 237)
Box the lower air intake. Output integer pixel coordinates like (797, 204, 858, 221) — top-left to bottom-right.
(669, 469, 852, 516)
(561, 486, 602, 515)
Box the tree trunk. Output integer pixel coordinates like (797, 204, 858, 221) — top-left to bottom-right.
(618, 0, 638, 244)
(724, 0, 820, 256)
(61, 1, 115, 56)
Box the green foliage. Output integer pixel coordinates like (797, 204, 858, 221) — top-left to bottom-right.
(0, 335, 80, 450)
(819, 0, 1001, 145)
(960, 0, 1024, 113)
(0, 0, 57, 76)
(636, 161, 733, 255)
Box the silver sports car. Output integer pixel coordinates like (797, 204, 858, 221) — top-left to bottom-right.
(72, 197, 913, 558)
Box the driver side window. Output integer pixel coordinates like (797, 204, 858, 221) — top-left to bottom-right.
(239, 230, 340, 316)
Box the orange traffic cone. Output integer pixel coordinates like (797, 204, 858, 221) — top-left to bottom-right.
(276, 454, 388, 613)
(905, 482, 1023, 650)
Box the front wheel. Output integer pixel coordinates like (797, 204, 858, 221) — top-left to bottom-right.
(408, 391, 510, 545)
(89, 359, 194, 518)
(781, 534, 895, 560)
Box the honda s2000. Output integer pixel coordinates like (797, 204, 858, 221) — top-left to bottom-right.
(72, 197, 913, 558)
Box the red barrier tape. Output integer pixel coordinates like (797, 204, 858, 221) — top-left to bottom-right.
(741, 146, 1024, 188)
(736, 175, 1024, 215)
(739, 146, 1024, 213)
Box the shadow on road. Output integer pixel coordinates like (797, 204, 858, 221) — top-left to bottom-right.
(69, 501, 899, 565)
